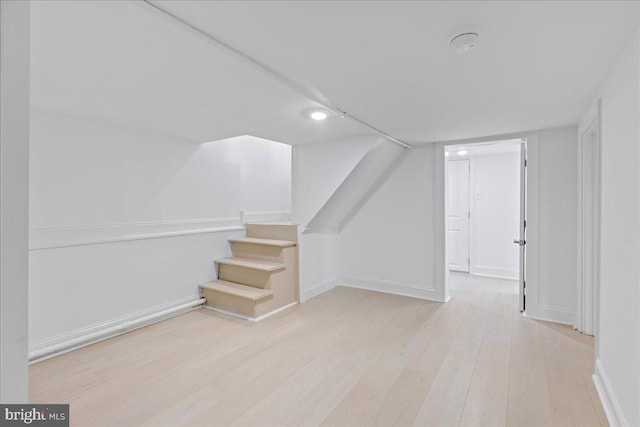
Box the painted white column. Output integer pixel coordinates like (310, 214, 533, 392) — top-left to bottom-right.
(0, 0, 30, 403)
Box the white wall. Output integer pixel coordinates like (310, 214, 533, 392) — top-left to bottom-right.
(306, 139, 406, 233)
(0, 0, 30, 403)
(29, 112, 291, 349)
(341, 145, 445, 301)
(593, 29, 640, 427)
(30, 112, 291, 228)
(531, 127, 579, 320)
(468, 151, 520, 279)
(339, 127, 577, 316)
(292, 136, 376, 300)
(292, 136, 377, 226)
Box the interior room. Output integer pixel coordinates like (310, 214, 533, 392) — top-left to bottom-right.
(1, 1, 639, 426)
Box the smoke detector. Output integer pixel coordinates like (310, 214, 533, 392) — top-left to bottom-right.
(450, 33, 479, 54)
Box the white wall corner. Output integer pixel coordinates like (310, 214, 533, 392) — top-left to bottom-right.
(593, 358, 630, 427)
(300, 278, 339, 302)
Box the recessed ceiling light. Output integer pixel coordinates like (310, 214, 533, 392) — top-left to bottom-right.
(457, 149, 468, 156)
(310, 111, 328, 121)
(450, 33, 479, 54)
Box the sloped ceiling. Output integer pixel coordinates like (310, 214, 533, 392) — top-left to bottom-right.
(30, 1, 369, 145)
(32, 1, 639, 145)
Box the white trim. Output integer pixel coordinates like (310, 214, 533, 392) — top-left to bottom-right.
(29, 296, 205, 363)
(593, 358, 629, 427)
(300, 278, 339, 302)
(341, 276, 445, 302)
(575, 99, 601, 337)
(204, 306, 253, 321)
(435, 143, 449, 302)
(254, 302, 298, 321)
(29, 211, 291, 250)
(471, 266, 519, 280)
(522, 305, 575, 325)
(203, 301, 298, 322)
(579, 101, 600, 135)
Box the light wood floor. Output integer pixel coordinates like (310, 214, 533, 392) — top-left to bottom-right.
(30, 273, 607, 426)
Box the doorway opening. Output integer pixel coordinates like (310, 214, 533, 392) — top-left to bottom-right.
(445, 138, 527, 311)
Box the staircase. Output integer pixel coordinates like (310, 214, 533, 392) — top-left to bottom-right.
(199, 223, 299, 321)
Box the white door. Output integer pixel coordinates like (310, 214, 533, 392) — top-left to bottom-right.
(448, 159, 470, 272)
(516, 142, 527, 312)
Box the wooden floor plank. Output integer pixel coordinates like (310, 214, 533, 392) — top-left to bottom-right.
(29, 273, 605, 427)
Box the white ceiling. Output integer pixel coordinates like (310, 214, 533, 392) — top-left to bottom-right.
(30, 1, 368, 145)
(32, 1, 639, 146)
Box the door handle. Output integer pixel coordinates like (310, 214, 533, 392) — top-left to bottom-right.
(513, 239, 526, 246)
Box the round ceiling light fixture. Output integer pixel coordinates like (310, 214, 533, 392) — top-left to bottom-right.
(310, 110, 328, 121)
(450, 32, 479, 54)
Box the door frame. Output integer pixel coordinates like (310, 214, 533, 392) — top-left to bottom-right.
(446, 158, 471, 272)
(576, 100, 601, 339)
(438, 131, 538, 309)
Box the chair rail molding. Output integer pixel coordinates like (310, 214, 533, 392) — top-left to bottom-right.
(30, 211, 292, 250)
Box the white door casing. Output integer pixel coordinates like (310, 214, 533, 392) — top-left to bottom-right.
(576, 100, 601, 338)
(447, 159, 470, 272)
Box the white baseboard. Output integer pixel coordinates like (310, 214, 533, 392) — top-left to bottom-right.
(203, 301, 298, 322)
(300, 279, 339, 302)
(523, 305, 575, 325)
(471, 265, 519, 280)
(593, 358, 629, 427)
(341, 276, 444, 302)
(29, 296, 205, 362)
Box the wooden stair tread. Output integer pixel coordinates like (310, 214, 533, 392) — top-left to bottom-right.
(229, 237, 296, 248)
(200, 280, 274, 301)
(216, 257, 286, 272)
